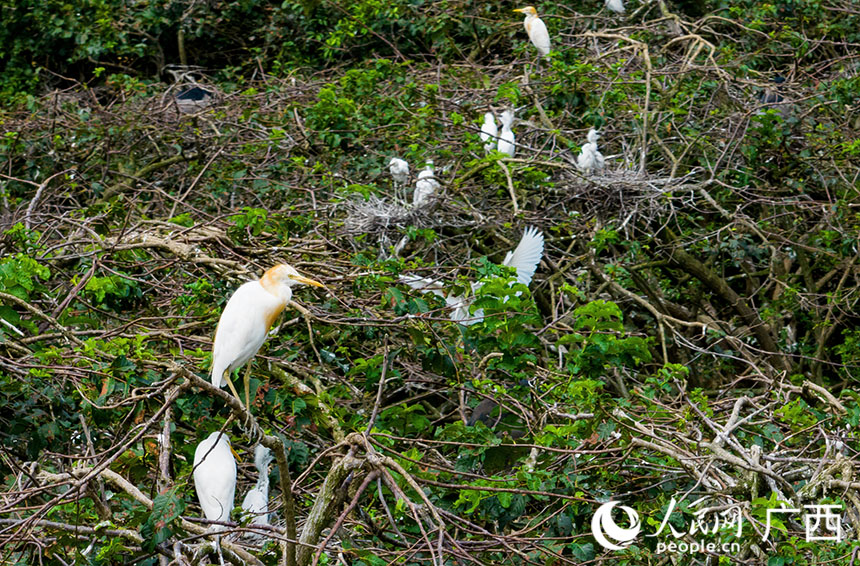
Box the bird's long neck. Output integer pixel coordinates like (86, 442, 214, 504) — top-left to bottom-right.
(260, 270, 293, 300)
(258, 273, 290, 327)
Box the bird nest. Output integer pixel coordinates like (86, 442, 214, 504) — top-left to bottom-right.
(342, 193, 475, 237)
(560, 166, 702, 231)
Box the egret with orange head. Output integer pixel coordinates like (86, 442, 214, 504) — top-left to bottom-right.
(211, 264, 323, 408)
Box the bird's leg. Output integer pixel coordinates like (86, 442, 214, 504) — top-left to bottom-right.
(243, 364, 253, 410)
(222, 370, 245, 410)
(215, 537, 226, 566)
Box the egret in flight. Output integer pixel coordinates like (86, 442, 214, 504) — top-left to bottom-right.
(241, 444, 275, 541)
(413, 161, 440, 207)
(194, 431, 237, 562)
(577, 129, 605, 173)
(400, 227, 544, 325)
(211, 264, 323, 408)
(497, 110, 516, 157)
(480, 112, 498, 153)
(514, 7, 551, 58)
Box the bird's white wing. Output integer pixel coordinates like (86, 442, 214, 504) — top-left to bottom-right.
(399, 274, 448, 299)
(502, 227, 544, 286)
(528, 18, 551, 55)
(211, 281, 282, 386)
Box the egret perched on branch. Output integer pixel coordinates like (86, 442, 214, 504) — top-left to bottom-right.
(413, 161, 440, 207)
(400, 227, 544, 325)
(577, 129, 605, 173)
(480, 112, 499, 153)
(605, 0, 625, 13)
(211, 264, 323, 408)
(497, 110, 516, 157)
(514, 6, 551, 58)
(193, 431, 237, 566)
(241, 445, 275, 540)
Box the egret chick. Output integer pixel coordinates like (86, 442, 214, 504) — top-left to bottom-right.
(413, 161, 440, 208)
(479, 112, 498, 153)
(400, 227, 544, 325)
(577, 129, 605, 173)
(514, 7, 551, 57)
(605, 0, 625, 13)
(388, 157, 409, 185)
(241, 445, 275, 541)
(497, 110, 516, 158)
(211, 264, 323, 409)
(194, 432, 237, 530)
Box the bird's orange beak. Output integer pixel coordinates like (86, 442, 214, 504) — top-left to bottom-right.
(230, 445, 241, 462)
(513, 8, 524, 12)
(288, 273, 324, 287)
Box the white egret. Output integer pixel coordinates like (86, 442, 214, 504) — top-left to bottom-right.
(400, 227, 544, 325)
(413, 161, 440, 207)
(605, 0, 625, 13)
(479, 112, 498, 153)
(241, 445, 275, 540)
(194, 432, 237, 530)
(388, 157, 409, 185)
(211, 264, 323, 408)
(514, 7, 551, 58)
(389, 157, 410, 203)
(193, 432, 237, 565)
(577, 129, 605, 173)
(497, 110, 516, 158)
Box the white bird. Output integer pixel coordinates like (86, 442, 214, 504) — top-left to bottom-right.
(388, 157, 409, 185)
(194, 432, 237, 531)
(514, 6, 551, 57)
(605, 0, 625, 13)
(479, 112, 498, 153)
(389, 157, 410, 202)
(577, 129, 605, 173)
(400, 227, 544, 325)
(212, 264, 323, 408)
(413, 161, 440, 207)
(241, 445, 275, 539)
(497, 110, 516, 157)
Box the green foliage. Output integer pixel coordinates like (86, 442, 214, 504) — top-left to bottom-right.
(0, 253, 50, 300)
(559, 300, 652, 379)
(141, 487, 186, 551)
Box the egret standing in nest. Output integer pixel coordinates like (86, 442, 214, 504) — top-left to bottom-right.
(413, 160, 440, 207)
(241, 444, 275, 541)
(400, 227, 544, 325)
(388, 157, 409, 201)
(577, 128, 605, 174)
(480, 112, 499, 153)
(497, 110, 516, 157)
(514, 6, 551, 68)
(211, 264, 323, 409)
(193, 431, 237, 563)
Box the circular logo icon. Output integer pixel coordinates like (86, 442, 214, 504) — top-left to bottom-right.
(591, 501, 641, 550)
